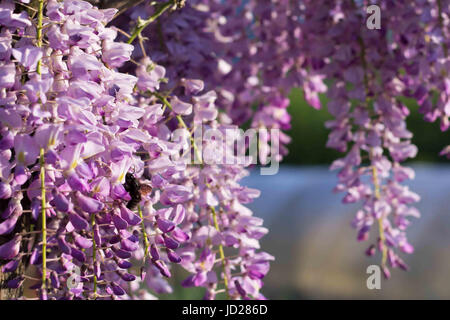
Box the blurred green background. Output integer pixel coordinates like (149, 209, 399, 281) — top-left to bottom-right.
(284, 88, 450, 165)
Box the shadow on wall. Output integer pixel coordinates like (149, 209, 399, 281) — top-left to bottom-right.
(243, 164, 450, 299)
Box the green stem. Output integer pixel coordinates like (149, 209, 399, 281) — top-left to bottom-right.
(36, 0, 44, 75)
(154, 93, 203, 164)
(127, 1, 175, 44)
(372, 162, 387, 267)
(138, 206, 150, 261)
(91, 213, 97, 298)
(39, 148, 47, 291)
(35, 1, 46, 294)
(211, 206, 229, 299)
(359, 35, 388, 268)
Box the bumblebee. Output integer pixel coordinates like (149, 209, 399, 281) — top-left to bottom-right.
(123, 173, 152, 210)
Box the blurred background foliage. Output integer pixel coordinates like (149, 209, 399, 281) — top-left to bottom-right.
(285, 88, 450, 165)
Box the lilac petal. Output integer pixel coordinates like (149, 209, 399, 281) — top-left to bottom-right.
(120, 272, 136, 282)
(50, 271, 60, 289)
(365, 245, 376, 257)
(117, 259, 132, 269)
(94, 262, 101, 279)
(0, 108, 22, 129)
(248, 270, 265, 280)
(120, 205, 141, 226)
(12, 45, 42, 70)
(44, 150, 59, 165)
(0, 63, 15, 89)
(14, 165, 28, 185)
(114, 248, 131, 259)
(67, 173, 89, 193)
(7, 277, 24, 289)
(76, 192, 104, 213)
(91, 177, 110, 199)
(193, 272, 207, 287)
(154, 234, 164, 245)
(206, 271, 217, 284)
(397, 259, 409, 271)
(8, 10, 32, 28)
(111, 282, 126, 296)
(1, 201, 19, 220)
(71, 247, 86, 263)
(171, 96, 192, 115)
(0, 212, 20, 235)
(57, 236, 71, 254)
(157, 218, 175, 233)
(0, 131, 14, 150)
(181, 78, 204, 95)
(167, 250, 181, 263)
(400, 242, 414, 254)
(60, 254, 75, 272)
(109, 235, 120, 244)
(163, 235, 179, 250)
(172, 228, 189, 242)
(234, 280, 247, 297)
(50, 193, 71, 212)
(30, 248, 42, 265)
(357, 225, 370, 242)
(140, 267, 146, 281)
(75, 161, 94, 180)
(112, 213, 128, 230)
(153, 259, 171, 278)
(136, 58, 165, 92)
(31, 201, 40, 221)
(171, 205, 185, 225)
(93, 225, 102, 246)
(382, 266, 391, 279)
(224, 233, 239, 246)
(0, 235, 21, 259)
(160, 185, 191, 205)
(0, 182, 11, 199)
(102, 43, 133, 68)
(111, 184, 130, 200)
(1, 259, 19, 273)
(70, 53, 103, 77)
(150, 244, 160, 260)
(75, 234, 93, 249)
(69, 213, 89, 230)
(127, 230, 139, 243)
(120, 238, 139, 252)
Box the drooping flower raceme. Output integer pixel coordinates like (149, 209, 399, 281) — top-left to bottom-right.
(0, 0, 272, 300)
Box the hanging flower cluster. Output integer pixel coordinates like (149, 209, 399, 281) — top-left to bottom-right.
(0, 0, 272, 300)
